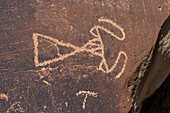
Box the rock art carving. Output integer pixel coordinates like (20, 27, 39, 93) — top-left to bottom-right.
(6, 102, 24, 113)
(76, 90, 98, 109)
(0, 93, 8, 101)
(32, 18, 127, 79)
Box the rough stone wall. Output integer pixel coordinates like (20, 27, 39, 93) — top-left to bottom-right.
(127, 16, 170, 113)
(140, 75, 170, 113)
(0, 0, 169, 113)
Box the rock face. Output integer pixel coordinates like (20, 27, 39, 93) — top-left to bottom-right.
(140, 75, 170, 113)
(127, 15, 170, 113)
(0, 0, 169, 113)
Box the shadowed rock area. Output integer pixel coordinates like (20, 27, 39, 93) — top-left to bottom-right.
(127, 15, 170, 113)
(140, 75, 170, 113)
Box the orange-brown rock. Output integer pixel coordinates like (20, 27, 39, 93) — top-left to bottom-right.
(0, 0, 169, 113)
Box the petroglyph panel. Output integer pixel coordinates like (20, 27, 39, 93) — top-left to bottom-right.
(0, 0, 169, 113)
(32, 18, 127, 79)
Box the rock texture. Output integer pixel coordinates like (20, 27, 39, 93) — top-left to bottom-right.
(0, 0, 169, 113)
(140, 75, 170, 113)
(127, 15, 170, 113)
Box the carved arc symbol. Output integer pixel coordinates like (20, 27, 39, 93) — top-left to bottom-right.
(32, 18, 128, 79)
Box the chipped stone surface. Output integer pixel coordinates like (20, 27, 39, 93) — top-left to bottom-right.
(127, 16, 170, 113)
(0, 0, 169, 113)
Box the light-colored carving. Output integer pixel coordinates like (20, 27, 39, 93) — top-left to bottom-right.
(32, 18, 127, 79)
(42, 80, 51, 86)
(6, 102, 24, 113)
(0, 93, 8, 101)
(76, 90, 98, 109)
(65, 101, 68, 107)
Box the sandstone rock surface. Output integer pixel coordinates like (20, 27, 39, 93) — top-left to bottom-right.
(0, 0, 169, 113)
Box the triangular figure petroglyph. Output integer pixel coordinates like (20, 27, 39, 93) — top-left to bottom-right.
(32, 18, 128, 79)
